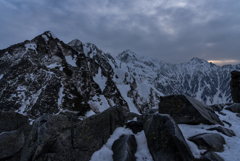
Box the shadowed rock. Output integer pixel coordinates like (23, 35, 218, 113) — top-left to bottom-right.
(0, 111, 29, 133)
(126, 121, 143, 134)
(112, 135, 137, 161)
(230, 70, 240, 103)
(72, 106, 126, 161)
(199, 151, 224, 161)
(188, 133, 226, 152)
(207, 126, 235, 137)
(0, 130, 25, 160)
(225, 103, 240, 113)
(144, 114, 194, 161)
(159, 95, 223, 125)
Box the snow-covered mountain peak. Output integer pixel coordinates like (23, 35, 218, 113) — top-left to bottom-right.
(68, 39, 82, 47)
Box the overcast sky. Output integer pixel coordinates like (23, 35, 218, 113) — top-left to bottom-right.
(1, 0, 240, 65)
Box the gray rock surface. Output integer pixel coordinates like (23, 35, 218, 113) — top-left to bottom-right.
(144, 114, 194, 161)
(159, 95, 223, 125)
(0, 130, 25, 160)
(188, 133, 226, 152)
(112, 134, 137, 161)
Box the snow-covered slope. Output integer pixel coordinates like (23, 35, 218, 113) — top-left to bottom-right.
(0, 31, 128, 119)
(115, 49, 240, 113)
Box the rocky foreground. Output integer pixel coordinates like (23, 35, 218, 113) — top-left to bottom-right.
(1, 92, 240, 161)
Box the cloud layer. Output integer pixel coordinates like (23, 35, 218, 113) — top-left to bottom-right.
(1, 0, 240, 65)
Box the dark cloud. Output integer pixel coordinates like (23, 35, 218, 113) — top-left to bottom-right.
(1, 0, 240, 65)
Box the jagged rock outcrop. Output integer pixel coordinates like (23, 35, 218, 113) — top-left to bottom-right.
(144, 114, 194, 161)
(188, 133, 226, 152)
(0, 31, 128, 119)
(230, 70, 240, 103)
(159, 95, 223, 125)
(112, 134, 137, 161)
(207, 126, 235, 137)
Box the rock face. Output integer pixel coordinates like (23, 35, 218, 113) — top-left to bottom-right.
(230, 70, 240, 103)
(144, 114, 194, 161)
(0, 130, 25, 160)
(112, 135, 137, 161)
(159, 95, 223, 125)
(188, 133, 226, 152)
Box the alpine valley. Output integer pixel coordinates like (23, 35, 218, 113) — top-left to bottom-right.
(1, 31, 240, 161)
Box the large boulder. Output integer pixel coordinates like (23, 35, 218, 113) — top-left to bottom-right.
(230, 70, 240, 103)
(0, 130, 25, 160)
(72, 106, 127, 161)
(225, 103, 240, 113)
(159, 95, 223, 125)
(144, 114, 194, 161)
(188, 133, 226, 152)
(199, 151, 224, 161)
(112, 134, 137, 161)
(207, 126, 235, 137)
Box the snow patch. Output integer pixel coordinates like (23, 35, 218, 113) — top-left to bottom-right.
(47, 62, 60, 69)
(93, 67, 107, 92)
(0, 74, 3, 80)
(25, 43, 37, 50)
(65, 55, 77, 67)
(58, 83, 65, 108)
(90, 128, 153, 161)
(89, 95, 110, 112)
(42, 35, 49, 41)
(85, 110, 95, 117)
(116, 84, 140, 114)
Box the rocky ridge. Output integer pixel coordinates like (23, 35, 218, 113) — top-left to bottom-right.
(1, 31, 240, 160)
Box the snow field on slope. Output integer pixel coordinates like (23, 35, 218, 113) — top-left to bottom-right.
(90, 127, 153, 161)
(116, 84, 140, 114)
(65, 55, 77, 67)
(93, 67, 107, 92)
(178, 108, 240, 160)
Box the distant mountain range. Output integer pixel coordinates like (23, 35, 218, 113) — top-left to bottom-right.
(1, 31, 239, 118)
